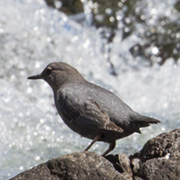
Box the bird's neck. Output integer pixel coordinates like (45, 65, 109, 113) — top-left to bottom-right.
(50, 74, 87, 93)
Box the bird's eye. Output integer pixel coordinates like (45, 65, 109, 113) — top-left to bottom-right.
(46, 67, 52, 76)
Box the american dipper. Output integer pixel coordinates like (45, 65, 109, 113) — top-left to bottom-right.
(28, 62, 160, 156)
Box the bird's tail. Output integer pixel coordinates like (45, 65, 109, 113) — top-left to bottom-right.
(130, 113, 160, 133)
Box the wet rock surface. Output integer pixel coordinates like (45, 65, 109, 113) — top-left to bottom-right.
(10, 129, 180, 180)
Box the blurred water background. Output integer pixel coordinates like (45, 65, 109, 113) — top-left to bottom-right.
(0, 0, 180, 179)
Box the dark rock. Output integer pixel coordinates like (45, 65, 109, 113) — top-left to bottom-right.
(10, 129, 180, 180)
(117, 154, 132, 180)
(106, 154, 132, 180)
(134, 129, 180, 180)
(138, 158, 180, 180)
(10, 152, 125, 180)
(139, 129, 180, 162)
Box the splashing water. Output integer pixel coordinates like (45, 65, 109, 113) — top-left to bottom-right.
(0, 0, 180, 179)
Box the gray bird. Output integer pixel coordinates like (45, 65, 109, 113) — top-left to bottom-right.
(28, 62, 160, 156)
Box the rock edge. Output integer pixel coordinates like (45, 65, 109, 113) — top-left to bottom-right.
(10, 129, 180, 180)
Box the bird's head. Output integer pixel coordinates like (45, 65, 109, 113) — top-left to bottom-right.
(28, 62, 85, 92)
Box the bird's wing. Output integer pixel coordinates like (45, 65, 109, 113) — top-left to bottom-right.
(61, 95, 123, 133)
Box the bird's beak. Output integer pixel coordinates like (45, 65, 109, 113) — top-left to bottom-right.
(27, 74, 42, 80)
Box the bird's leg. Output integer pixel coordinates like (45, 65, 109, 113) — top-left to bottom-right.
(84, 133, 102, 152)
(102, 141, 116, 157)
